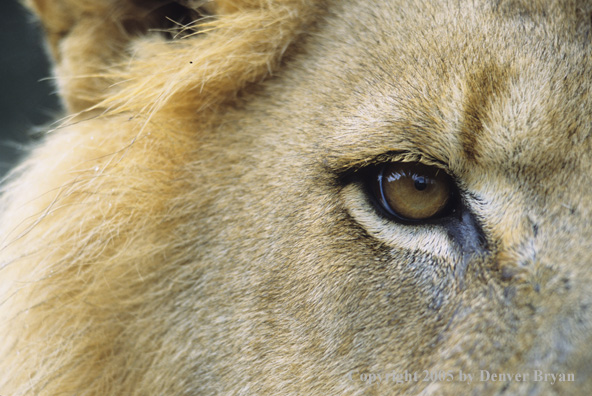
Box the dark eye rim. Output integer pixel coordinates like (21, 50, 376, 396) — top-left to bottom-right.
(367, 162, 460, 225)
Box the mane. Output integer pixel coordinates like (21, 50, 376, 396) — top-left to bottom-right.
(0, 1, 322, 393)
(65, 1, 319, 120)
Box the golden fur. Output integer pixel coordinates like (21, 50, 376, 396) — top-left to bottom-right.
(1, 0, 591, 394)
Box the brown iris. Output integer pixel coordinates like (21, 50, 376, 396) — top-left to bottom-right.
(374, 162, 453, 221)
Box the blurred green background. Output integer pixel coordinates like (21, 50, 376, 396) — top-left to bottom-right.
(0, 1, 61, 178)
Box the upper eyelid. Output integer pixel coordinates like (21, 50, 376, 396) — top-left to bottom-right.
(334, 150, 454, 181)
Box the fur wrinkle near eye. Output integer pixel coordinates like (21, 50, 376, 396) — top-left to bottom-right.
(370, 162, 455, 222)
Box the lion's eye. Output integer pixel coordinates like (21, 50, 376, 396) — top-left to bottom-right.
(371, 162, 454, 222)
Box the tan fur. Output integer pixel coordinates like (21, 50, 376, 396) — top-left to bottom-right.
(1, 0, 592, 394)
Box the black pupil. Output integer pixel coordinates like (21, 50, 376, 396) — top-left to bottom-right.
(414, 176, 428, 191)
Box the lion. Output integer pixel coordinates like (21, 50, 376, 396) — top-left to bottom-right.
(1, 0, 591, 394)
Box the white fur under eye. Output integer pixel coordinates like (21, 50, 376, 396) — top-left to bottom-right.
(341, 183, 461, 263)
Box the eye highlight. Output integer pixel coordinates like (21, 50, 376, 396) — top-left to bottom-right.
(371, 162, 455, 222)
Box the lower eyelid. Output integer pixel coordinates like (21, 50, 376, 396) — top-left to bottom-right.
(340, 182, 460, 260)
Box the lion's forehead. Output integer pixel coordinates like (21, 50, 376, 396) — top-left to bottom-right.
(305, 1, 592, 186)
